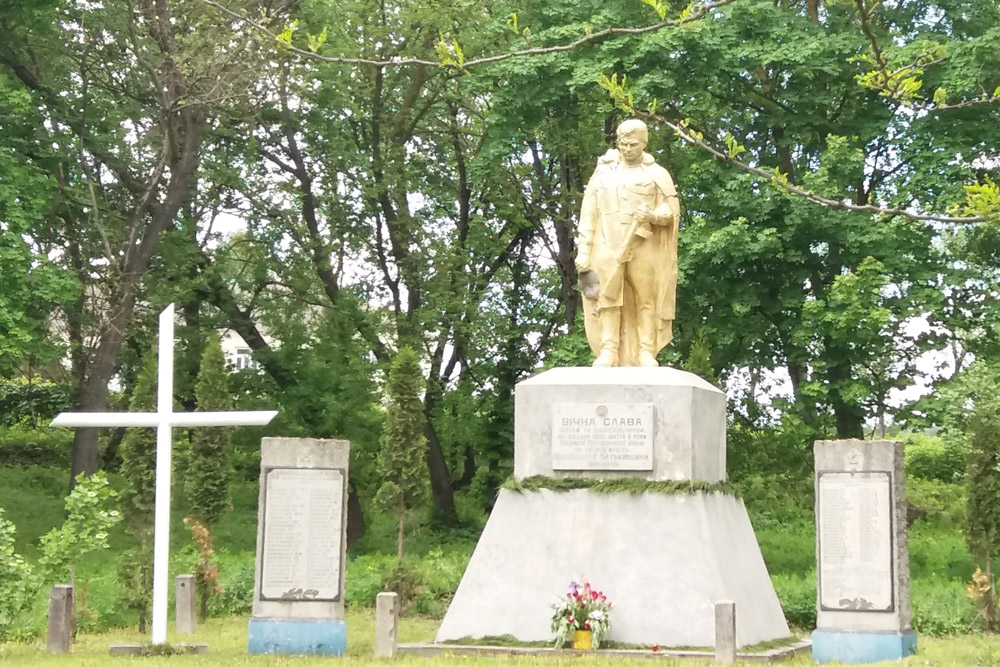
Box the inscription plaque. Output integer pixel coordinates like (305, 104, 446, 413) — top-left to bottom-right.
(551, 403, 654, 471)
(260, 467, 344, 601)
(818, 472, 893, 612)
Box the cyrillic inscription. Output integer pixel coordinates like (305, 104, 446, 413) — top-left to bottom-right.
(551, 403, 654, 471)
(260, 468, 344, 601)
(818, 472, 893, 612)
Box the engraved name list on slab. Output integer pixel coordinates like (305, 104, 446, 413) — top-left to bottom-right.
(260, 468, 344, 601)
(818, 471, 894, 612)
(551, 403, 654, 471)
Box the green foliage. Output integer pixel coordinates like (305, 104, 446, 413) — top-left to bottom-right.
(907, 478, 966, 526)
(904, 433, 965, 483)
(952, 363, 1000, 628)
(382, 559, 424, 611)
(682, 330, 718, 386)
(115, 544, 152, 632)
(0, 379, 70, 428)
(117, 350, 158, 631)
(770, 573, 815, 630)
(912, 578, 978, 635)
(940, 363, 1000, 571)
(119, 352, 158, 535)
(188, 336, 232, 527)
(0, 427, 73, 466)
(735, 472, 814, 529)
(210, 557, 254, 616)
(37, 472, 120, 583)
(961, 177, 1000, 221)
(0, 509, 34, 640)
(503, 475, 735, 496)
(375, 347, 430, 561)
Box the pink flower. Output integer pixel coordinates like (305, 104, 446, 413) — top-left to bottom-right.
(584, 621, 591, 630)
(568, 615, 574, 623)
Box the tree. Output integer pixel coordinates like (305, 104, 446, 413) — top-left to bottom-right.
(944, 362, 1000, 631)
(0, 0, 294, 485)
(188, 336, 232, 526)
(683, 330, 719, 387)
(186, 335, 231, 621)
(375, 347, 429, 563)
(117, 351, 157, 632)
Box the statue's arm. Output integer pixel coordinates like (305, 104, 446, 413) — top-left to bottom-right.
(651, 168, 680, 227)
(576, 179, 599, 270)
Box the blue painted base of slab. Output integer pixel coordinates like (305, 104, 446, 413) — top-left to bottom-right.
(247, 618, 347, 655)
(812, 629, 916, 664)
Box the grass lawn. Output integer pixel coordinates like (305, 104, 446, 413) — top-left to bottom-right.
(0, 610, 997, 666)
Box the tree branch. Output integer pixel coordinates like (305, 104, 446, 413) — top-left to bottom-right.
(198, 0, 739, 69)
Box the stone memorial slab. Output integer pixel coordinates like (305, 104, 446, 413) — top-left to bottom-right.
(515, 367, 725, 482)
(551, 403, 653, 471)
(818, 472, 893, 612)
(260, 468, 344, 601)
(248, 438, 349, 657)
(812, 440, 916, 664)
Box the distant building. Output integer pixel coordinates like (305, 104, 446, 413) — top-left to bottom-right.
(220, 329, 265, 371)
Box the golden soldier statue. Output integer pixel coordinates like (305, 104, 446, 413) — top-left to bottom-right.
(576, 119, 681, 367)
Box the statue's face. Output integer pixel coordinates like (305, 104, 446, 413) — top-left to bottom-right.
(617, 133, 646, 166)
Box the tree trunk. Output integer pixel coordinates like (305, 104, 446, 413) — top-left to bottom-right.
(423, 419, 458, 523)
(397, 496, 405, 563)
(200, 551, 209, 622)
(346, 481, 366, 548)
(827, 354, 865, 438)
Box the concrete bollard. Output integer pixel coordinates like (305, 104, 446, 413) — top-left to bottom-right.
(47, 585, 73, 653)
(375, 592, 400, 658)
(715, 600, 736, 664)
(176, 574, 197, 635)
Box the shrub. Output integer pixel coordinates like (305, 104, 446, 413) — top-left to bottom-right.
(345, 553, 395, 608)
(0, 427, 73, 466)
(911, 578, 977, 634)
(210, 555, 255, 616)
(903, 433, 964, 483)
(0, 378, 71, 428)
(906, 478, 965, 526)
(0, 509, 34, 640)
(771, 573, 816, 630)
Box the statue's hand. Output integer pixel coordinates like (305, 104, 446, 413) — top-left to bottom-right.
(635, 204, 657, 225)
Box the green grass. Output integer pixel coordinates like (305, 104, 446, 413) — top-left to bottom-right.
(0, 612, 997, 665)
(0, 460, 993, 648)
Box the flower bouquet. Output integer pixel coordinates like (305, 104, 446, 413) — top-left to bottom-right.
(550, 579, 612, 649)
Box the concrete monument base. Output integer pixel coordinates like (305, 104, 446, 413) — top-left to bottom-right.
(436, 488, 790, 648)
(811, 629, 917, 664)
(247, 618, 347, 655)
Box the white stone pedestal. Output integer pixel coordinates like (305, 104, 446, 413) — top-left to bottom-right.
(436, 367, 790, 648)
(515, 367, 726, 481)
(435, 488, 789, 647)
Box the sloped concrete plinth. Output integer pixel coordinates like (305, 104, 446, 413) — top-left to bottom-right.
(436, 488, 790, 648)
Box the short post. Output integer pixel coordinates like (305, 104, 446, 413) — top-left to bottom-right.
(176, 574, 197, 635)
(715, 600, 736, 664)
(47, 585, 73, 653)
(375, 592, 399, 658)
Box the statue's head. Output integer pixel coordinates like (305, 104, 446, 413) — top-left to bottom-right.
(616, 119, 648, 166)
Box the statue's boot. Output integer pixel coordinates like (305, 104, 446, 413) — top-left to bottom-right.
(592, 308, 621, 367)
(637, 307, 659, 367)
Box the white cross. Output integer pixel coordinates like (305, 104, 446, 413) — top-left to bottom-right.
(51, 304, 277, 645)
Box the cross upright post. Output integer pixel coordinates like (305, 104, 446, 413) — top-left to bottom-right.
(51, 304, 277, 645)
